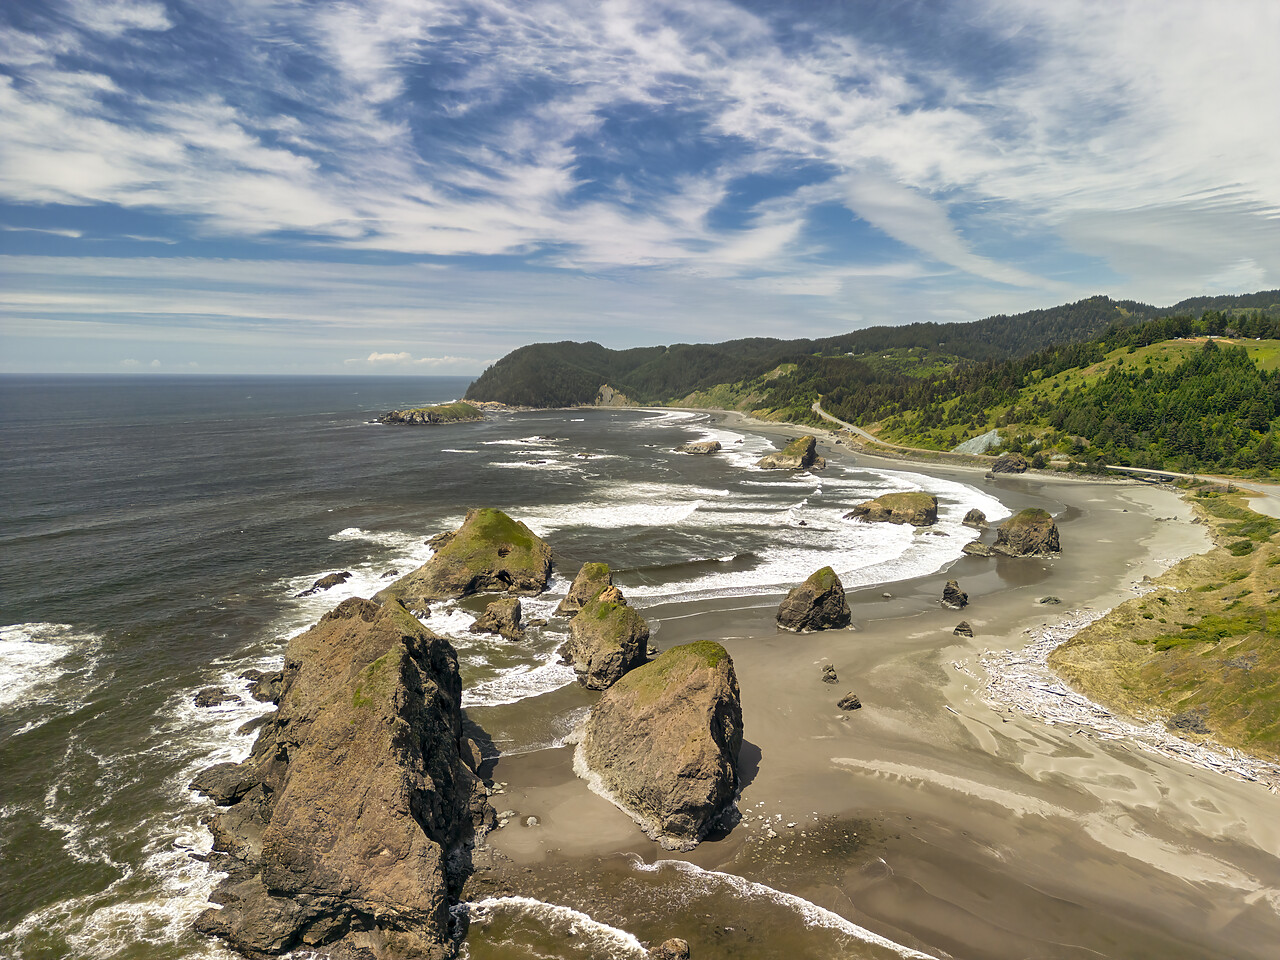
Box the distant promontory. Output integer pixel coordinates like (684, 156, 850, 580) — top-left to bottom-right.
(379, 401, 485, 424)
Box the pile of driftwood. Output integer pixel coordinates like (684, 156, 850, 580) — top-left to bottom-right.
(978, 610, 1280, 794)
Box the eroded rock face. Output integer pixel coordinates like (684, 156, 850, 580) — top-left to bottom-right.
(579, 641, 742, 850)
(756, 435, 821, 470)
(962, 541, 994, 557)
(192, 597, 490, 960)
(554, 562, 613, 617)
(993, 508, 1060, 556)
(991, 453, 1029, 474)
(377, 508, 552, 605)
(776, 567, 851, 632)
(469, 597, 524, 641)
(837, 692, 862, 711)
(560, 586, 649, 689)
(953, 621, 973, 637)
(942, 579, 968, 609)
(962, 508, 988, 528)
(845, 492, 938, 526)
(675, 440, 722, 455)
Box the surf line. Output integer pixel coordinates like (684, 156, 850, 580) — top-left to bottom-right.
(630, 857, 940, 960)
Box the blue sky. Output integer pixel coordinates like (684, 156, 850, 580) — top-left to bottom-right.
(2, 0, 1278, 375)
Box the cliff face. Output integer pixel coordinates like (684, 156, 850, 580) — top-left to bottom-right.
(192, 598, 490, 960)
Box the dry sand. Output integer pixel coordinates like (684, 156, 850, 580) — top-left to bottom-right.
(468, 416, 1280, 960)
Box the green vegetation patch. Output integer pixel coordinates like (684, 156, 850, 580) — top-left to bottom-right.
(437, 508, 542, 568)
(353, 649, 399, 709)
(807, 566, 840, 593)
(1049, 490, 1280, 760)
(612, 641, 731, 702)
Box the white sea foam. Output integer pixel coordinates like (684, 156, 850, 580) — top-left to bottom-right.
(0, 622, 101, 716)
(463, 656, 577, 708)
(455, 896, 647, 957)
(631, 859, 939, 959)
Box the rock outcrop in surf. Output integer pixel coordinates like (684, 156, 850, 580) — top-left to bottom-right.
(845, 492, 938, 526)
(962, 508, 988, 528)
(470, 597, 524, 641)
(377, 508, 552, 605)
(578, 641, 742, 850)
(555, 561, 614, 617)
(191, 597, 492, 960)
(776, 567, 851, 631)
(675, 440, 721, 455)
(559, 585, 649, 689)
(379, 402, 485, 424)
(993, 508, 1060, 556)
(756, 435, 823, 470)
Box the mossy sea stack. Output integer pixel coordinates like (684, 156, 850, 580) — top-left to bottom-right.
(756, 435, 822, 470)
(845, 491, 938, 526)
(993, 508, 1060, 556)
(560, 586, 649, 689)
(379, 401, 485, 424)
(776, 566, 851, 631)
(192, 598, 488, 959)
(555, 561, 614, 617)
(377, 508, 552, 605)
(579, 640, 742, 850)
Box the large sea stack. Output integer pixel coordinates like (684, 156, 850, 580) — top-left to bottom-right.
(845, 492, 938, 526)
(377, 508, 552, 606)
(559, 586, 649, 689)
(756, 435, 823, 470)
(993, 508, 1061, 556)
(578, 641, 742, 850)
(776, 566, 851, 631)
(191, 597, 491, 960)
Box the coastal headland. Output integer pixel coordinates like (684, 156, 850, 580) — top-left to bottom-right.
(458, 408, 1280, 960)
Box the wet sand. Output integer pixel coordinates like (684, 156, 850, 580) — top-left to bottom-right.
(465, 418, 1280, 959)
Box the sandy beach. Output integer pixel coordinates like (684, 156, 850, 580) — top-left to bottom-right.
(462, 413, 1280, 960)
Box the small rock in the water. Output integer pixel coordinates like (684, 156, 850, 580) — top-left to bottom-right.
(527, 617, 548, 627)
(194, 686, 239, 708)
(821, 664, 839, 684)
(837, 692, 862, 710)
(650, 938, 691, 960)
(294, 571, 352, 597)
(942, 579, 969, 609)
(525, 816, 540, 828)
(381, 568, 400, 579)
(882, 592, 893, 599)
(1039, 596, 1061, 604)
(953, 621, 973, 637)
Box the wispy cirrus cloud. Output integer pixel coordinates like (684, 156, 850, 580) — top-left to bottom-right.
(0, 0, 1277, 374)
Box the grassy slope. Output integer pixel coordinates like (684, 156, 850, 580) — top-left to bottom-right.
(1048, 489, 1280, 761)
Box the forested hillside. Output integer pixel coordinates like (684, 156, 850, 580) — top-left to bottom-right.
(465, 290, 1280, 477)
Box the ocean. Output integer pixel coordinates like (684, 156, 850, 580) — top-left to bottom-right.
(0, 375, 1009, 959)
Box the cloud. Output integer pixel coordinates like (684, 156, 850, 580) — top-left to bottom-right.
(120, 357, 139, 366)
(347, 351, 490, 368)
(0, 0, 1276, 356)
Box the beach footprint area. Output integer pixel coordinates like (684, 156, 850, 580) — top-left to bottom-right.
(1, 379, 1277, 960)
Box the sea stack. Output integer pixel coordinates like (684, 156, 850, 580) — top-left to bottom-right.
(845, 492, 938, 526)
(560, 585, 649, 689)
(776, 567, 851, 631)
(377, 508, 552, 605)
(993, 508, 1061, 556)
(756, 435, 823, 470)
(578, 641, 743, 850)
(942, 579, 969, 609)
(191, 598, 491, 960)
(555, 561, 614, 617)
